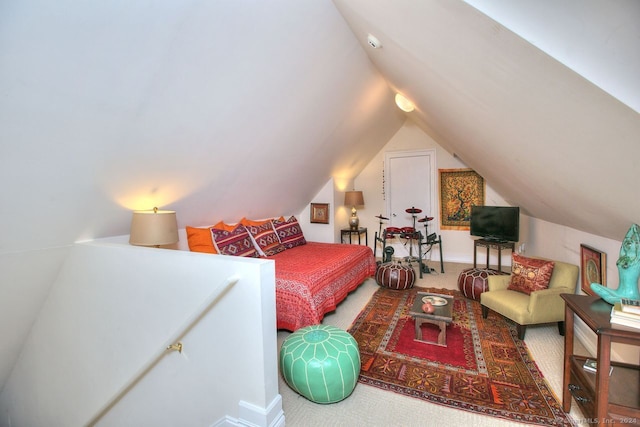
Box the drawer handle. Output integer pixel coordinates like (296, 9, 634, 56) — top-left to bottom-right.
(568, 383, 591, 403)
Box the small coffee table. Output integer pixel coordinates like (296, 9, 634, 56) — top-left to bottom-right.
(409, 292, 454, 347)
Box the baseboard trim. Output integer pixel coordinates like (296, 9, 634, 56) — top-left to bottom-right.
(211, 395, 285, 427)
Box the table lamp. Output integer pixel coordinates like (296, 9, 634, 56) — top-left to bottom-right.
(344, 191, 365, 230)
(129, 207, 179, 247)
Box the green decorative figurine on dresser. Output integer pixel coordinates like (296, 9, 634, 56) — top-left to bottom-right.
(591, 223, 640, 304)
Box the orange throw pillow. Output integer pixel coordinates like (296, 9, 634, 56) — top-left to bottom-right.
(212, 221, 238, 232)
(507, 253, 555, 295)
(240, 217, 271, 227)
(186, 226, 218, 254)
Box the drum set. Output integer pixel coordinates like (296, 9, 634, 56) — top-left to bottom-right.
(374, 207, 444, 278)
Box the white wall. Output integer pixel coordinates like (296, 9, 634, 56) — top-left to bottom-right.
(0, 246, 71, 395)
(0, 241, 283, 427)
(0, 0, 402, 400)
(355, 119, 509, 265)
(297, 178, 338, 244)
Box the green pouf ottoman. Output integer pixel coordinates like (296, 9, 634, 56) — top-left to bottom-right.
(280, 325, 360, 404)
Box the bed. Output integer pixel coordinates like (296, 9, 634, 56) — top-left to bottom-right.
(186, 217, 377, 331)
(267, 242, 376, 331)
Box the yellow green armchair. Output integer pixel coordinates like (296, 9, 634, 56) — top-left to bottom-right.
(480, 258, 579, 339)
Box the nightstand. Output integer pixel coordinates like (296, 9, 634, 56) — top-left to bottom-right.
(340, 227, 367, 246)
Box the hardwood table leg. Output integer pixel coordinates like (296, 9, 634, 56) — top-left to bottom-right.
(437, 321, 446, 346)
(415, 318, 423, 341)
(562, 304, 574, 412)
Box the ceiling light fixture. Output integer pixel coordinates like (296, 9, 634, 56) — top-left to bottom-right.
(395, 93, 415, 112)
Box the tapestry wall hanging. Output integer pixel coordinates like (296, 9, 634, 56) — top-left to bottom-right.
(439, 168, 485, 230)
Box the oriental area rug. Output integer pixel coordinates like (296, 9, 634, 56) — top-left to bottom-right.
(347, 287, 573, 426)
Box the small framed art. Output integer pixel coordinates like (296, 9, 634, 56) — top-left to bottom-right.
(310, 203, 330, 224)
(580, 244, 606, 296)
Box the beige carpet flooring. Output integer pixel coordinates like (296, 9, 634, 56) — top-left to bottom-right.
(277, 262, 588, 427)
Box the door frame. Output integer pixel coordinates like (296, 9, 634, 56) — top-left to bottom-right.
(384, 149, 438, 236)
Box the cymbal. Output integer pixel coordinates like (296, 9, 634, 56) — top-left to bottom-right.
(375, 214, 389, 220)
(405, 207, 422, 214)
(417, 216, 434, 223)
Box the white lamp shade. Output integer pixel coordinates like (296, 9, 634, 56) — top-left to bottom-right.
(129, 208, 179, 246)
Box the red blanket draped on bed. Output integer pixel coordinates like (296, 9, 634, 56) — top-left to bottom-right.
(268, 242, 376, 331)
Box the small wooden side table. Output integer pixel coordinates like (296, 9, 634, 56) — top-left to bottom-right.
(340, 227, 368, 246)
(409, 292, 454, 347)
(473, 239, 515, 273)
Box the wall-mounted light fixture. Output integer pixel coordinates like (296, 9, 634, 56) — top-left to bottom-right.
(344, 191, 365, 230)
(129, 207, 179, 247)
(395, 93, 415, 112)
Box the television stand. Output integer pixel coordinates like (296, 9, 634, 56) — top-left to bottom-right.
(473, 239, 515, 273)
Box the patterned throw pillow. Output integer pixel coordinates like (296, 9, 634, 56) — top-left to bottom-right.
(211, 225, 259, 257)
(272, 216, 306, 249)
(507, 253, 555, 295)
(243, 220, 286, 256)
(186, 226, 218, 254)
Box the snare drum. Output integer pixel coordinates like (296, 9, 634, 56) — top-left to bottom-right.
(384, 227, 402, 238)
(400, 227, 419, 239)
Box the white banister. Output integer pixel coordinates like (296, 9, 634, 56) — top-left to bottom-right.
(86, 275, 240, 426)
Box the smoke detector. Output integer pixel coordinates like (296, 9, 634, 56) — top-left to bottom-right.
(367, 34, 382, 49)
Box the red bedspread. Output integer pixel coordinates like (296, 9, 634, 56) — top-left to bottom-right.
(268, 242, 376, 331)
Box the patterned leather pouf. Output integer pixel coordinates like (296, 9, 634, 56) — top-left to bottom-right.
(375, 262, 416, 290)
(458, 268, 506, 301)
(280, 325, 360, 404)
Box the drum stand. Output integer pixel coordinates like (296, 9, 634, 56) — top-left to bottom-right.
(417, 215, 444, 274)
(373, 214, 393, 264)
(403, 207, 422, 264)
(373, 210, 444, 277)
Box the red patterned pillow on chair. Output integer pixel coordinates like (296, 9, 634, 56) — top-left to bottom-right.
(271, 216, 306, 249)
(211, 225, 259, 257)
(507, 253, 555, 295)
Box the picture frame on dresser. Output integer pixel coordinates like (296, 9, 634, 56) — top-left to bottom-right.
(310, 203, 330, 224)
(580, 244, 606, 296)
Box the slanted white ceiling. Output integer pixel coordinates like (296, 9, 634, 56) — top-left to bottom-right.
(0, 1, 403, 252)
(333, 0, 640, 241)
(0, 0, 638, 254)
(465, 0, 640, 113)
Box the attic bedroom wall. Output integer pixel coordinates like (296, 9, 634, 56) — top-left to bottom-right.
(0, 1, 403, 396)
(333, 0, 640, 243)
(354, 119, 511, 264)
(353, 120, 636, 364)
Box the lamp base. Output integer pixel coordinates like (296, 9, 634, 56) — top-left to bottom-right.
(349, 215, 359, 230)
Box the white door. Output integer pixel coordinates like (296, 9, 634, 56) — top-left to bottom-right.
(384, 149, 437, 258)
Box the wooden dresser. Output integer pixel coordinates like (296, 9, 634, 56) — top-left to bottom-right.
(561, 294, 640, 426)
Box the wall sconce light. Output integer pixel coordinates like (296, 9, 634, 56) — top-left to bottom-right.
(395, 93, 415, 112)
(344, 191, 365, 230)
(129, 207, 179, 247)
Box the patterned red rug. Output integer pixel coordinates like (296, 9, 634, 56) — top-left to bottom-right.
(348, 287, 573, 426)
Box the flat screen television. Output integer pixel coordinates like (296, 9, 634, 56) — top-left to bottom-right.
(470, 206, 520, 243)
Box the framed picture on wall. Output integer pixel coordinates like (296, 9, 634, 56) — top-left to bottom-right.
(439, 168, 485, 230)
(580, 244, 606, 296)
(310, 203, 330, 224)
